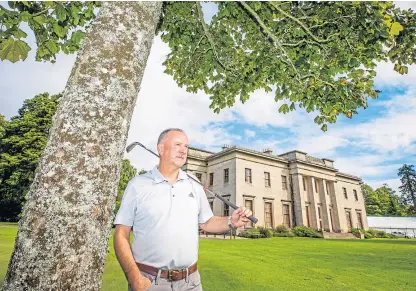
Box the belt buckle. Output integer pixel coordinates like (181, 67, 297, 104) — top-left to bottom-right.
(167, 269, 182, 281)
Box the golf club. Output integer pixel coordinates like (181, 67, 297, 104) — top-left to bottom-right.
(126, 141, 258, 224)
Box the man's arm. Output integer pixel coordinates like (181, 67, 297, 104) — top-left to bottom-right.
(114, 225, 151, 291)
(199, 206, 253, 233)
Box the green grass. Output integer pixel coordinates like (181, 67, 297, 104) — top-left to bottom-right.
(1, 223, 416, 290)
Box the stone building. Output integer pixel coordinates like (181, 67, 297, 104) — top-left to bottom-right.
(183, 145, 368, 233)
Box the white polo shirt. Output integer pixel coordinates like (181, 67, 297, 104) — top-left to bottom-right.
(114, 166, 214, 269)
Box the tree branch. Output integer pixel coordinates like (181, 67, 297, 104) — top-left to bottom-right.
(269, 2, 339, 44)
(239, 1, 301, 80)
(196, 2, 229, 72)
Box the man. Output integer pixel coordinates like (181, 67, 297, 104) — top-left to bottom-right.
(114, 128, 253, 291)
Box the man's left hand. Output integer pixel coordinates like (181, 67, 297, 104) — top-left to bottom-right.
(231, 206, 253, 228)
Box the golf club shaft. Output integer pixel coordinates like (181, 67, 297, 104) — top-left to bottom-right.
(126, 142, 258, 224)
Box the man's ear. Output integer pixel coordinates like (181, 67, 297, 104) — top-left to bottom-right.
(157, 144, 164, 156)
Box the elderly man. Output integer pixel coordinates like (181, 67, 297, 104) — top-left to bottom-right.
(114, 128, 252, 291)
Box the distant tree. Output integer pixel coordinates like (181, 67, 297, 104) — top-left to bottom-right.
(398, 164, 416, 209)
(362, 184, 382, 216)
(0, 93, 60, 221)
(0, 113, 7, 140)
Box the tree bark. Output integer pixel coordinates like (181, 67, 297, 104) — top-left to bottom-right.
(3, 2, 162, 290)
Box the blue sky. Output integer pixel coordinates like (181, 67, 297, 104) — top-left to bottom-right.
(1, 2, 416, 194)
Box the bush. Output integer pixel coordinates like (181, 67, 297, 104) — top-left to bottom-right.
(238, 228, 263, 238)
(364, 231, 373, 239)
(273, 231, 295, 237)
(292, 226, 322, 238)
(275, 224, 289, 233)
(367, 228, 378, 237)
(375, 230, 388, 238)
(350, 228, 362, 237)
(257, 226, 273, 238)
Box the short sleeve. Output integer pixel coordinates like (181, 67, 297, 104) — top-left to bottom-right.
(114, 180, 138, 226)
(196, 183, 214, 224)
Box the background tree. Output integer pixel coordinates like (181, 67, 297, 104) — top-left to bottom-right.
(0, 93, 60, 222)
(362, 183, 407, 216)
(362, 184, 382, 216)
(398, 164, 416, 210)
(2, 1, 416, 290)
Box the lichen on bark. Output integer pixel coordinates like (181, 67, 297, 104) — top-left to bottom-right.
(3, 2, 162, 290)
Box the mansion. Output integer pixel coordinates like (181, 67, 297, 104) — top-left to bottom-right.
(183, 145, 368, 233)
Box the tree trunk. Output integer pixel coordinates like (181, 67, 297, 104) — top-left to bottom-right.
(3, 2, 162, 290)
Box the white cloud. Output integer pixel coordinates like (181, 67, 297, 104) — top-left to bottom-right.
(367, 178, 403, 194)
(374, 61, 416, 88)
(244, 129, 256, 138)
(394, 1, 416, 10)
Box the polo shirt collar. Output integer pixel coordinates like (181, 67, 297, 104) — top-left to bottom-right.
(150, 166, 188, 184)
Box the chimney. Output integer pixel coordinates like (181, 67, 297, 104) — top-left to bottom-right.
(222, 144, 230, 150)
(263, 148, 273, 154)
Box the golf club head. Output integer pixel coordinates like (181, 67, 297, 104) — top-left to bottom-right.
(126, 142, 140, 153)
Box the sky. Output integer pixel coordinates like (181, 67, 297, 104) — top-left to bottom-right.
(1, 1, 416, 195)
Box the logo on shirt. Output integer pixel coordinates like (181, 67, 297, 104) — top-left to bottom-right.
(188, 192, 195, 198)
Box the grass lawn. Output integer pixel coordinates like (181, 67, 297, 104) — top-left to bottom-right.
(1, 223, 415, 290)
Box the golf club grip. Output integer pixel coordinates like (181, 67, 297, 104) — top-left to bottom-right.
(220, 197, 258, 224)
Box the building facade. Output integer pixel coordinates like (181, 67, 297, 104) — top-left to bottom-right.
(183, 145, 368, 233)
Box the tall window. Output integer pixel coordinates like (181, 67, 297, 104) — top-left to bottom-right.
(305, 205, 310, 227)
(357, 212, 363, 229)
(302, 177, 307, 191)
(224, 168, 229, 183)
(329, 208, 335, 232)
(224, 199, 229, 216)
(196, 173, 202, 182)
(209, 173, 214, 186)
(345, 210, 352, 231)
(245, 200, 253, 227)
(264, 172, 271, 187)
(317, 206, 323, 230)
(343, 187, 348, 199)
(353, 189, 358, 201)
(326, 181, 330, 195)
(245, 168, 252, 183)
(314, 178, 319, 192)
(264, 202, 273, 228)
(283, 204, 290, 228)
(281, 175, 287, 190)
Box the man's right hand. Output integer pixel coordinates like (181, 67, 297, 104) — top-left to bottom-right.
(130, 276, 152, 291)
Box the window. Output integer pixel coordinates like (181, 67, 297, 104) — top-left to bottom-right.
(265, 202, 273, 228)
(245, 168, 252, 183)
(343, 187, 348, 199)
(209, 201, 214, 212)
(326, 181, 330, 195)
(281, 175, 287, 190)
(264, 172, 271, 187)
(209, 173, 214, 186)
(329, 208, 335, 232)
(317, 206, 323, 230)
(357, 212, 363, 229)
(314, 178, 319, 192)
(245, 200, 253, 227)
(305, 205, 310, 227)
(353, 189, 358, 201)
(302, 177, 307, 191)
(224, 199, 229, 216)
(196, 173, 202, 182)
(224, 168, 229, 183)
(283, 204, 290, 228)
(345, 210, 352, 231)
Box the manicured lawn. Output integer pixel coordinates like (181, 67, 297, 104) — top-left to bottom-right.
(1, 223, 415, 290)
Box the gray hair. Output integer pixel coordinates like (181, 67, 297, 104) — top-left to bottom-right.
(157, 128, 186, 145)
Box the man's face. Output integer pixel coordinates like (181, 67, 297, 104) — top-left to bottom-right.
(158, 131, 189, 168)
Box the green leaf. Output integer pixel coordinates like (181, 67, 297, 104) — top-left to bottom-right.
(45, 40, 58, 54)
(321, 124, 328, 132)
(289, 102, 295, 111)
(390, 22, 404, 36)
(33, 15, 47, 26)
(0, 38, 31, 62)
(278, 104, 289, 114)
(55, 4, 67, 22)
(53, 23, 65, 38)
(19, 11, 31, 22)
(13, 28, 27, 39)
